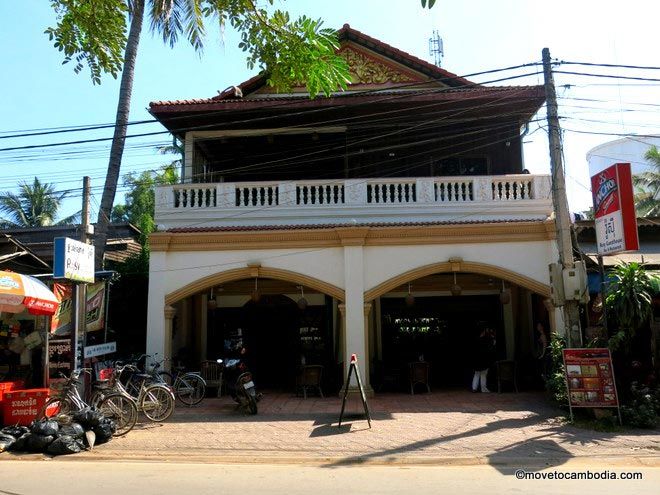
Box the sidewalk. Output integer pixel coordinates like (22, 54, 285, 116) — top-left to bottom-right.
(4, 391, 660, 466)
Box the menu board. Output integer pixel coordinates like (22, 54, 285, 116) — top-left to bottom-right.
(563, 348, 619, 408)
(48, 339, 72, 389)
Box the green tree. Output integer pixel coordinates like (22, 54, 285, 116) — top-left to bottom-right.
(605, 262, 656, 352)
(633, 145, 660, 217)
(112, 163, 179, 244)
(0, 177, 79, 228)
(47, 0, 351, 268)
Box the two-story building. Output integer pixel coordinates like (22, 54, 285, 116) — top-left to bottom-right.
(146, 25, 560, 394)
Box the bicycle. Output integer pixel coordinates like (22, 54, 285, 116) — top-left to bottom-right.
(152, 359, 206, 406)
(110, 362, 176, 422)
(39, 369, 138, 436)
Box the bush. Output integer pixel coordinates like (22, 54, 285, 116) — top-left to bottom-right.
(544, 332, 568, 408)
(620, 382, 660, 428)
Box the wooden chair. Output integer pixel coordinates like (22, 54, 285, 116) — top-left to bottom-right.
(200, 360, 223, 397)
(296, 365, 324, 399)
(408, 361, 431, 395)
(496, 360, 518, 393)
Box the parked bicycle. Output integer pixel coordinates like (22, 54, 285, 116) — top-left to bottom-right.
(111, 362, 176, 422)
(39, 368, 138, 436)
(152, 358, 206, 406)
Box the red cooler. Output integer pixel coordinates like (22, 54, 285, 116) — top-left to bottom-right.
(2, 389, 50, 426)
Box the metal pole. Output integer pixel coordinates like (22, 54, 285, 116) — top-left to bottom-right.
(542, 48, 582, 347)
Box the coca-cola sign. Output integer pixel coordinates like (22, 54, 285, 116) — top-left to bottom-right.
(590, 163, 639, 255)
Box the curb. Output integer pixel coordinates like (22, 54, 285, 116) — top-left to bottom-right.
(3, 450, 659, 468)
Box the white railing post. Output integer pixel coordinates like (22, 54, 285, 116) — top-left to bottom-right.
(416, 178, 434, 203)
(157, 186, 173, 209)
(472, 177, 491, 202)
(345, 179, 367, 205)
(279, 182, 296, 207)
(217, 183, 235, 207)
(532, 175, 552, 200)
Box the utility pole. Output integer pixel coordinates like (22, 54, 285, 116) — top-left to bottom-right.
(543, 48, 582, 347)
(71, 177, 92, 377)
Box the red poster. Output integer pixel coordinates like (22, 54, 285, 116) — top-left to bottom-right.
(590, 163, 639, 255)
(563, 348, 619, 408)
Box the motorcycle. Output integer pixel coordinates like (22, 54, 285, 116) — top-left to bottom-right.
(217, 356, 259, 415)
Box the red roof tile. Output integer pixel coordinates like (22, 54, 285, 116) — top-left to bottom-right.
(165, 218, 546, 234)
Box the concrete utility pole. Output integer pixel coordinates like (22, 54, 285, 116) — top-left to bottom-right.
(542, 48, 582, 347)
(72, 177, 92, 374)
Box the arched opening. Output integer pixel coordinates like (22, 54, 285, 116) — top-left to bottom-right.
(368, 264, 552, 393)
(166, 270, 345, 395)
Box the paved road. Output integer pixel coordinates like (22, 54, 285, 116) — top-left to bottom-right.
(0, 460, 657, 495)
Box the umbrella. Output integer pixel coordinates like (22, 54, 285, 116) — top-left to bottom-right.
(0, 271, 59, 316)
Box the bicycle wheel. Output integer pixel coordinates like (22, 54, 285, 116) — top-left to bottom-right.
(175, 373, 206, 406)
(158, 371, 173, 386)
(98, 393, 138, 436)
(140, 385, 175, 422)
(39, 397, 73, 420)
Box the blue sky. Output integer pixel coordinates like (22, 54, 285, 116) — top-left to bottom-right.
(1, 0, 659, 220)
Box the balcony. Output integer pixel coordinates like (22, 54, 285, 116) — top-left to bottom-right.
(154, 174, 552, 230)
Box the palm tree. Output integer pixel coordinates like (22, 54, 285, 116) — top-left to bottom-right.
(633, 146, 660, 217)
(47, 1, 350, 268)
(0, 177, 79, 228)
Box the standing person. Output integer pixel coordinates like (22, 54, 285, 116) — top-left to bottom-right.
(535, 322, 551, 382)
(472, 327, 496, 393)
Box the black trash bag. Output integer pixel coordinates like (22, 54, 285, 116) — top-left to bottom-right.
(7, 432, 30, 452)
(92, 423, 114, 444)
(72, 408, 102, 428)
(58, 422, 85, 440)
(25, 433, 56, 452)
(1, 425, 29, 438)
(30, 419, 59, 436)
(0, 433, 16, 452)
(46, 435, 84, 456)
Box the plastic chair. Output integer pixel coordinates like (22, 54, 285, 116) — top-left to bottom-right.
(296, 365, 324, 399)
(200, 360, 223, 397)
(408, 361, 431, 395)
(496, 360, 518, 393)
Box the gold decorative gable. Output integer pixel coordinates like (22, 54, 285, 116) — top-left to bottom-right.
(340, 46, 418, 85)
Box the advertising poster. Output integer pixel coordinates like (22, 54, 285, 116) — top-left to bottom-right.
(48, 338, 72, 389)
(563, 348, 619, 408)
(50, 281, 106, 335)
(590, 162, 639, 255)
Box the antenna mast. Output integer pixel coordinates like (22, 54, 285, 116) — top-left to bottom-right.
(428, 30, 444, 67)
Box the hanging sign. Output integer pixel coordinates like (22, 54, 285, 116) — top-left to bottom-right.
(50, 281, 106, 335)
(53, 237, 95, 283)
(590, 163, 639, 255)
(84, 341, 116, 359)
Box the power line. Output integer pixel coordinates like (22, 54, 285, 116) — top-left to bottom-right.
(559, 61, 660, 71)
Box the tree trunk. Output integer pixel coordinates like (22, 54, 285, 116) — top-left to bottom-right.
(94, 0, 145, 269)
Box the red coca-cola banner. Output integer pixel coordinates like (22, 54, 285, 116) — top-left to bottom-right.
(590, 163, 639, 255)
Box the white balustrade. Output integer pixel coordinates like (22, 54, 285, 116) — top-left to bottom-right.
(235, 183, 279, 207)
(434, 178, 474, 202)
(490, 176, 534, 201)
(367, 180, 416, 204)
(172, 184, 217, 208)
(296, 182, 345, 206)
(157, 174, 552, 228)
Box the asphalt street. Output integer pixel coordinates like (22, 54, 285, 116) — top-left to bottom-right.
(0, 460, 657, 495)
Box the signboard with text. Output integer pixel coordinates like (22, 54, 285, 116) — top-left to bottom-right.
(84, 341, 116, 359)
(48, 339, 72, 389)
(53, 237, 95, 283)
(590, 163, 639, 255)
(563, 348, 619, 408)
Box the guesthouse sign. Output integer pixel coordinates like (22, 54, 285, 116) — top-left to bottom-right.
(53, 237, 95, 283)
(590, 163, 639, 255)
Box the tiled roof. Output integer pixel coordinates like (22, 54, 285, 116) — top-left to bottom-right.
(150, 85, 544, 109)
(165, 218, 547, 233)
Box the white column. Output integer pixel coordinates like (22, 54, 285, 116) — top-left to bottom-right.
(342, 245, 372, 393)
(163, 305, 177, 373)
(184, 132, 194, 183)
(146, 251, 167, 364)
